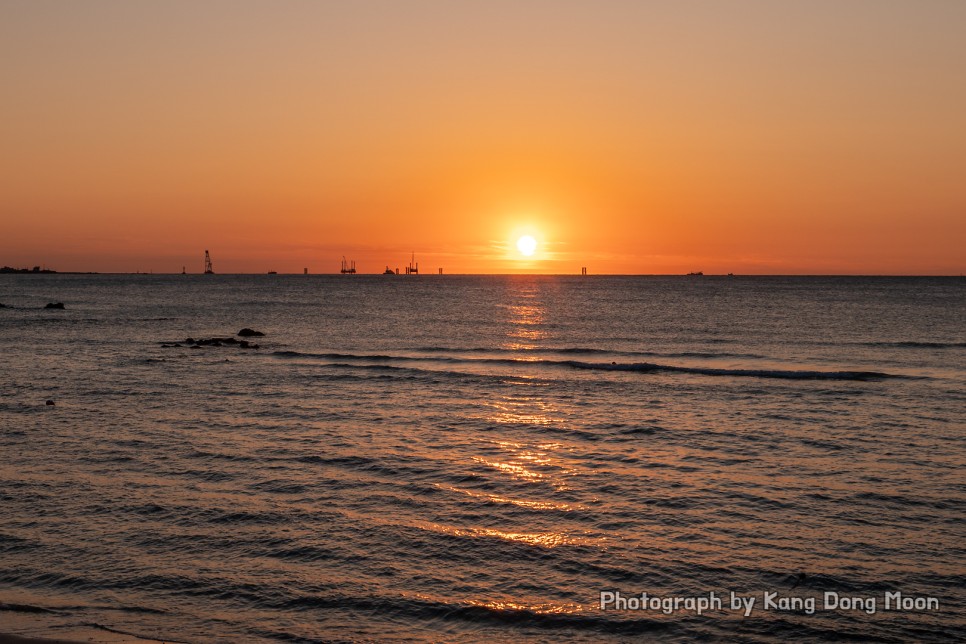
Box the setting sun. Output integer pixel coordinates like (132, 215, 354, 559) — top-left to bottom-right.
(516, 235, 537, 257)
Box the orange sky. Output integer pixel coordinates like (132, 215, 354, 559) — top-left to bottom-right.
(1, 1, 964, 274)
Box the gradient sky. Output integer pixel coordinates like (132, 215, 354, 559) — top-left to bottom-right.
(1, 0, 964, 274)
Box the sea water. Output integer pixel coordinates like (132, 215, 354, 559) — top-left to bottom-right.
(0, 275, 963, 642)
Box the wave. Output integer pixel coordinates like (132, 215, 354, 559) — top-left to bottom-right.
(411, 345, 767, 359)
(564, 361, 900, 381)
(0, 601, 58, 614)
(272, 351, 903, 381)
(861, 341, 966, 349)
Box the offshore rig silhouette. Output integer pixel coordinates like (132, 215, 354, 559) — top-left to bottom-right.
(383, 253, 420, 275)
(192, 250, 442, 275)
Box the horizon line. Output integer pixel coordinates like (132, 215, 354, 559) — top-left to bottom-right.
(2, 271, 963, 278)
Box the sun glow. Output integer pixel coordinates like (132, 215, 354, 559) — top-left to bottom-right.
(516, 235, 537, 256)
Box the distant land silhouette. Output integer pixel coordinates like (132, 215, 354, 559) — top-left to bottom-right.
(0, 266, 57, 274)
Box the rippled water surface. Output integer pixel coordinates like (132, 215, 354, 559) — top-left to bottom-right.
(1, 275, 964, 642)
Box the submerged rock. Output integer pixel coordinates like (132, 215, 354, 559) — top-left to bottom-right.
(172, 334, 262, 350)
(237, 328, 264, 337)
(45, 400, 55, 406)
(44, 302, 65, 309)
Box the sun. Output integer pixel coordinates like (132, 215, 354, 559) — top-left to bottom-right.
(516, 235, 537, 256)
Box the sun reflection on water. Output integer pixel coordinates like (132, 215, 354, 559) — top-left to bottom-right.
(473, 457, 547, 484)
(486, 395, 560, 426)
(466, 599, 585, 615)
(435, 484, 580, 512)
(401, 591, 586, 616)
(505, 304, 544, 324)
(500, 286, 550, 350)
(469, 439, 578, 492)
(417, 521, 603, 548)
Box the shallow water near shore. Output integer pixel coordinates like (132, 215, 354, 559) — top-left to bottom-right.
(1, 274, 964, 642)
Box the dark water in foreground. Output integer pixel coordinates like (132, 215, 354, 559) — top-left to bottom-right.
(0, 275, 964, 643)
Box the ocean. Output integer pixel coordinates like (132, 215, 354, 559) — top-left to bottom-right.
(0, 274, 963, 642)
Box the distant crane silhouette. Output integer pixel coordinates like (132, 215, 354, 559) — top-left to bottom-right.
(204, 250, 214, 274)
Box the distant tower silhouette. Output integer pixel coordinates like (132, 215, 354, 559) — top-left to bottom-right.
(405, 252, 418, 274)
(340, 256, 356, 274)
(204, 250, 214, 274)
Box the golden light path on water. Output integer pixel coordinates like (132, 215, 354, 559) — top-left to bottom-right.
(417, 523, 604, 549)
(400, 591, 588, 617)
(433, 484, 581, 512)
(486, 396, 561, 425)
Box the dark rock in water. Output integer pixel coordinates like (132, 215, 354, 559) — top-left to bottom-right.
(45, 302, 65, 309)
(238, 328, 264, 337)
(174, 334, 263, 350)
(45, 400, 55, 406)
